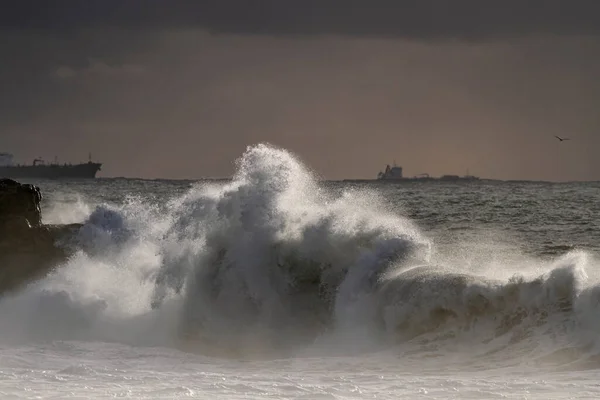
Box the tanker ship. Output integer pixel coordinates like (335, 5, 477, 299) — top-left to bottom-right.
(0, 153, 102, 179)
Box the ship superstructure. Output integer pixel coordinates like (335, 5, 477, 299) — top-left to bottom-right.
(377, 163, 403, 180)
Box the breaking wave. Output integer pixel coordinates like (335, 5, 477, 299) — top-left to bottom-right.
(2, 143, 600, 368)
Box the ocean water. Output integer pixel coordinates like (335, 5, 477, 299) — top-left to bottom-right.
(2, 144, 600, 399)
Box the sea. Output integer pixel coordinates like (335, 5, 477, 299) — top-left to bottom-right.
(1, 143, 600, 399)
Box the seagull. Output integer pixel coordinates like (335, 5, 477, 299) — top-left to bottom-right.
(554, 135, 571, 142)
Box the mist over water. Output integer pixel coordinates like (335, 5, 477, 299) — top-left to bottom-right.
(1, 144, 600, 398)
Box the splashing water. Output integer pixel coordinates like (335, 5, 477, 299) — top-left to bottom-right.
(1, 143, 600, 368)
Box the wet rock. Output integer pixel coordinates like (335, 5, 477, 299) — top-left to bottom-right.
(0, 179, 80, 295)
(0, 178, 42, 227)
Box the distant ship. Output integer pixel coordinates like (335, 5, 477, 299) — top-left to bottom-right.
(0, 153, 102, 179)
(377, 163, 407, 180)
(374, 162, 480, 182)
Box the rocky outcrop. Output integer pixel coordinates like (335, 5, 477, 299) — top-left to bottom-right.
(0, 178, 42, 228)
(0, 179, 80, 295)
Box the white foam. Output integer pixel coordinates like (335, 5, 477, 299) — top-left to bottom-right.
(2, 143, 600, 365)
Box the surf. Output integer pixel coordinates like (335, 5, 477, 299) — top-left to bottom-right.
(0, 143, 599, 368)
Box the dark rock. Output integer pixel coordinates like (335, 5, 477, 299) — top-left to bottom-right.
(0, 179, 80, 295)
(0, 178, 42, 227)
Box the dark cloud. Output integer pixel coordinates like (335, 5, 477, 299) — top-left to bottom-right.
(4, 0, 600, 40)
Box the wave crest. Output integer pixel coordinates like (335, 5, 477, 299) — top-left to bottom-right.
(2, 143, 600, 365)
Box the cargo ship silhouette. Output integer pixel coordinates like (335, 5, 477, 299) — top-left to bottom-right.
(0, 153, 102, 179)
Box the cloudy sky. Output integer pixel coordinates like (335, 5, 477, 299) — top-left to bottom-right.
(2, 0, 600, 180)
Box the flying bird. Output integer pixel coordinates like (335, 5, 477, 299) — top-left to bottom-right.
(554, 136, 571, 142)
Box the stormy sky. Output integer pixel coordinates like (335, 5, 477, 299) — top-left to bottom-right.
(2, 1, 600, 180)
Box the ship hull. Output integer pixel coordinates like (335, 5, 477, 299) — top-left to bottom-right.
(0, 163, 102, 179)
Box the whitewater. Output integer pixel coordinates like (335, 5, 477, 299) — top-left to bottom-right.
(1, 143, 600, 399)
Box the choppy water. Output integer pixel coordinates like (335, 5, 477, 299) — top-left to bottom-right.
(2, 144, 600, 399)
